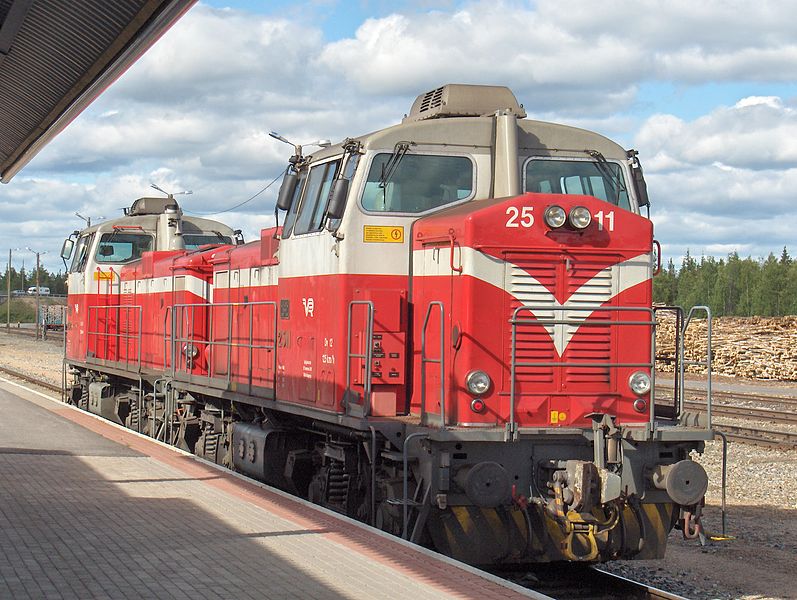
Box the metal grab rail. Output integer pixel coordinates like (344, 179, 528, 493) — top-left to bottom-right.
(169, 301, 278, 392)
(652, 305, 684, 420)
(679, 306, 713, 429)
(345, 301, 374, 416)
(86, 304, 143, 371)
(510, 305, 656, 439)
(420, 302, 446, 429)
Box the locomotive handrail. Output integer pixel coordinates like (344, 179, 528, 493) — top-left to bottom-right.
(170, 301, 278, 394)
(86, 304, 143, 372)
(510, 304, 656, 439)
(421, 302, 446, 429)
(345, 301, 375, 417)
(652, 305, 684, 420)
(680, 306, 713, 430)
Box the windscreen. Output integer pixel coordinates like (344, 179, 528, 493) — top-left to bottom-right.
(95, 233, 153, 263)
(361, 154, 473, 213)
(525, 159, 631, 211)
(184, 234, 232, 249)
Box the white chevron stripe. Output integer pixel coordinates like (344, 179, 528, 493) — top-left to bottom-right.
(414, 247, 652, 355)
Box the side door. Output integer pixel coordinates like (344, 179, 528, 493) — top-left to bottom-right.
(276, 157, 344, 408)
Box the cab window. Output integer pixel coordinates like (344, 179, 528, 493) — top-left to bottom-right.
(184, 234, 232, 249)
(361, 154, 474, 213)
(69, 234, 94, 273)
(95, 233, 153, 263)
(292, 159, 341, 236)
(524, 159, 631, 210)
(281, 170, 308, 238)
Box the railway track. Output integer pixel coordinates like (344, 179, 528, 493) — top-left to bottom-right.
(0, 367, 694, 600)
(711, 424, 797, 449)
(0, 365, 61, 394)
(656, 387, 797, 450)
(659, 385, 797, 408)
(682, 401, 797, 425)
(503, 564, 690, 599)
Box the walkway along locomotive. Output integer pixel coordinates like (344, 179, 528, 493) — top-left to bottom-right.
(61, 84, 713, 565)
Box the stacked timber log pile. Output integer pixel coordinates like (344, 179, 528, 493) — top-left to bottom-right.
(655, 314, 797, 381)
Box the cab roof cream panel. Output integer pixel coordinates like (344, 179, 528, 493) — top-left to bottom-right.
(518, 120, 628, 160)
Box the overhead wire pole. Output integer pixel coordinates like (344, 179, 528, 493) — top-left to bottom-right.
(6, 247, 19, 333)
(25, 247, 46, 340)
(5, 249, 9, 333)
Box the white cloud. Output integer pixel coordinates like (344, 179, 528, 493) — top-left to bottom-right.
(636, 97, 797, 170)
(4, 0, 797, 272)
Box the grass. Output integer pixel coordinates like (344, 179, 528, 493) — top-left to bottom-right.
(0, 299, 37, 323)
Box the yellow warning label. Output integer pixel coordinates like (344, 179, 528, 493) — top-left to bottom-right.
(93, 271, 114, 281)
(363, 225, 404, 243)
(550, 411, 567, 424)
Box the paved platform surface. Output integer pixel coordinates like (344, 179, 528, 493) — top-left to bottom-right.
(0, 379, 546, 600)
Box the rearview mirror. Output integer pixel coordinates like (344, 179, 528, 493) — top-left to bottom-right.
(326, 178, 350, 220)
(60, 238, 75, 260)
(276, 171, 298, 211)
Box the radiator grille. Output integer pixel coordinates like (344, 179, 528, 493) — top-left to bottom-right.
(563, 257, 614, 384)
(506, 253, 618, 388)
(507, 255, 556, 384)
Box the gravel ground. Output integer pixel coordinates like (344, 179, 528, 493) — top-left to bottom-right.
(1, 330, 795, 600)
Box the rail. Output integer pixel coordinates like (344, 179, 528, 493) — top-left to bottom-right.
(420, 302, 446, 429)
(169, 301, 278, 394)
(345, 300, 374, 417)
(86, 304, 143, 371)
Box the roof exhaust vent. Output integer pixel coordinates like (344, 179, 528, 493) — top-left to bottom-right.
(127, 197, 182, 216)
(403, 84, 526, 123)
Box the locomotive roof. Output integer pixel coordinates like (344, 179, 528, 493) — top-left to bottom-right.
(76, 207, 235, 236)
(301, 83, 627, 164)
(306, 114, 628, 163)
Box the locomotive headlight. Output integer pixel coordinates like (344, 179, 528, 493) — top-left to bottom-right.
(465, 370, 492, 395)
(544, 205, 567, 228)
(628, 371, 651, 396)
(569, 206, 592, 229)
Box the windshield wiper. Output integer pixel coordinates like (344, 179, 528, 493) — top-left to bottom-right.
(379, 141, 413, 189)
(587, 150, 626, 204)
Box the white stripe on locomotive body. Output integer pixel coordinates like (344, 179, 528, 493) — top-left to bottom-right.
(413, 247, 652, 356)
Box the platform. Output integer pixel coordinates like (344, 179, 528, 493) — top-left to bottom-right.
(0, 377, 548, 600)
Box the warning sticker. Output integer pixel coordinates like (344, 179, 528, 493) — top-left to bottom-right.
(363, 225, 404, 243)
(550, 410, 567, 424)
(93, 271, 114, 281)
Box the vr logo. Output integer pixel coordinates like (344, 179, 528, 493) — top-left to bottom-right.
(302, 297, 314, 317)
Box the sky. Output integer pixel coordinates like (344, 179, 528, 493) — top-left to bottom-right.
(2, 0, 797, 273)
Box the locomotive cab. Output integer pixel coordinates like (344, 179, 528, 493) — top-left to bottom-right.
(63, 196, 238, 367)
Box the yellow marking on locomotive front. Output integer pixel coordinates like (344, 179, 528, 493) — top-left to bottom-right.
(550, 411, 567, 424)
(93, 271, 113, 280)
(363, 225, 404, 243)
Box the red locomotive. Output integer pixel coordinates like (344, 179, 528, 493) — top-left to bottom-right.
(62, 84, 712, 565)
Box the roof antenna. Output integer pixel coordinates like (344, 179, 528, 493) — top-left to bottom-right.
(150, 183, 193, 200)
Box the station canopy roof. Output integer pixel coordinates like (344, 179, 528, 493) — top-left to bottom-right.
(0, 0, 194, 182)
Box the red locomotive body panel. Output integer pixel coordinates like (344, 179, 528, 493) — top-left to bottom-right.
(412, 193, 653, 428)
